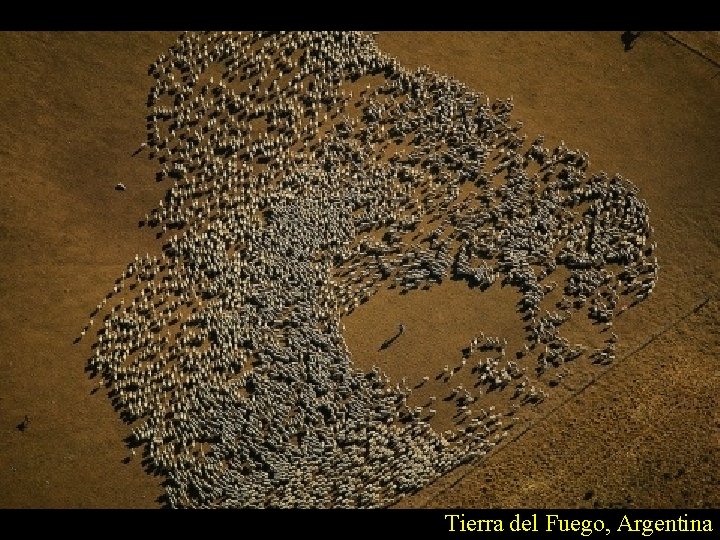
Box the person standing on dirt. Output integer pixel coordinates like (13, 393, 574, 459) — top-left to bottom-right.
(621, 31, 641, 51)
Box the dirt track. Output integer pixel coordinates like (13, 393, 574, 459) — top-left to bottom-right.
(0, 31, 717, 508)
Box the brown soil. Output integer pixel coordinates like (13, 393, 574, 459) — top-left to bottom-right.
(0, 31, 718, 508)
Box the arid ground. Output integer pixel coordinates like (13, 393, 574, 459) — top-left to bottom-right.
(0, 31, 717, 508)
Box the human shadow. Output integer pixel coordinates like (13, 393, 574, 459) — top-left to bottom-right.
(379, 329, 403, 351)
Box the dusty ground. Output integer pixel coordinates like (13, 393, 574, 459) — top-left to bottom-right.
(0, 31, 717, 508)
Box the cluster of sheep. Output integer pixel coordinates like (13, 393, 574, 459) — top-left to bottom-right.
(81, 31, 657, 508)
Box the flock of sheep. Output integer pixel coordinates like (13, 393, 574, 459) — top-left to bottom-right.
(81, 31, 658, 508)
